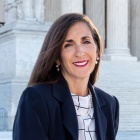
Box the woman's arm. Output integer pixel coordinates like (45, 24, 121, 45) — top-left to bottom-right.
(13, 87, 49, 140)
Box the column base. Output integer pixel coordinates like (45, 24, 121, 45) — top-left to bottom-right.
(102, 55, 137, 61)
(102, 48, 138, 61)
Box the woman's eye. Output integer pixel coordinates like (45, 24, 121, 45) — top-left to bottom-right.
(64, 44, 72, 48)
(84, 41, 91, 44)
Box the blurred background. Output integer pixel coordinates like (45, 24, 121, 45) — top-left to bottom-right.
(0, 0, 140, 139)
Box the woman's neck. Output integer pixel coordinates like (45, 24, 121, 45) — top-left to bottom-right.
(65, 77, 89, 96)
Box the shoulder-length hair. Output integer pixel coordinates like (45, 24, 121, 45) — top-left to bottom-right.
(28, 13, 102, 86)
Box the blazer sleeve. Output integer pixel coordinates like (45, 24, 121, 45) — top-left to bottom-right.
(13, 87, 49, 140)
(113, 96, 119, 136)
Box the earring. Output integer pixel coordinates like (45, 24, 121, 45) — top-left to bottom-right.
(95, 57, 100, 64)
(56, 64, 60, 71)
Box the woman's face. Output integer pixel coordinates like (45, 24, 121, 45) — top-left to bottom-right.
(57, 22, 98, 82)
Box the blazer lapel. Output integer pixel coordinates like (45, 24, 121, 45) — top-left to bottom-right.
(89, 84, 107, 140)
(52, 77, 78, 140)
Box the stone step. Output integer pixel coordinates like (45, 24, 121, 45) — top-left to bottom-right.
(95, 61, 140, 131)
(95, 87, 140, 94)
(119, 126, 140, 131)
(120, 104, 140, 108)
(120, 116, 140, 121)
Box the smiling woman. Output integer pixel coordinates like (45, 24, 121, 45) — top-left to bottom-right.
(13, 13, 119, 140)
(57, 22, 98, 96)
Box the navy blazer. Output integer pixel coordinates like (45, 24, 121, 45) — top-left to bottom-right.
(13, 76, 119, 140)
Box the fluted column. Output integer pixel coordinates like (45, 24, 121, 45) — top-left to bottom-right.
(61, 0, 83, 14)
(44, 0, 61, 22)
(44, 0, 83, 22)
(85, 0, 105, 52)
(103, 0, 137, 61)
(130, 0, 140, 61)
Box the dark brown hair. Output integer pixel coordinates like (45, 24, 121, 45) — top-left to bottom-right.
(28, 13, 102, 86)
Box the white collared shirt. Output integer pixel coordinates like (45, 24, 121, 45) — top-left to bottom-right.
(71, 93, 97, 140)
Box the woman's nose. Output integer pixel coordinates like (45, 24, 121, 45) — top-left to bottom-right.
(75, 45, 85, 57)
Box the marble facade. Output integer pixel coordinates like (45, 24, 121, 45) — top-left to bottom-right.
(0, 0, 140, 131)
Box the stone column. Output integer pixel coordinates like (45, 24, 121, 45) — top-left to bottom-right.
(85, 0, 105, 52)
(44, 0, 61, 22)
(130, 0, 140, 61)
(61, 0, 83, 14)
(44, 0, 83, 22)
(103, 0, 137, 61)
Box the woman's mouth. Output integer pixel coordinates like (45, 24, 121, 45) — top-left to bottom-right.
(73, 61, 88, 67)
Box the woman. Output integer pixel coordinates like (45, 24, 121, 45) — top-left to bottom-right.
(13, 13, 119, 140)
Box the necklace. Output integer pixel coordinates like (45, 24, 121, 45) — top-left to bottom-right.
(77, 89, 92, 117)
